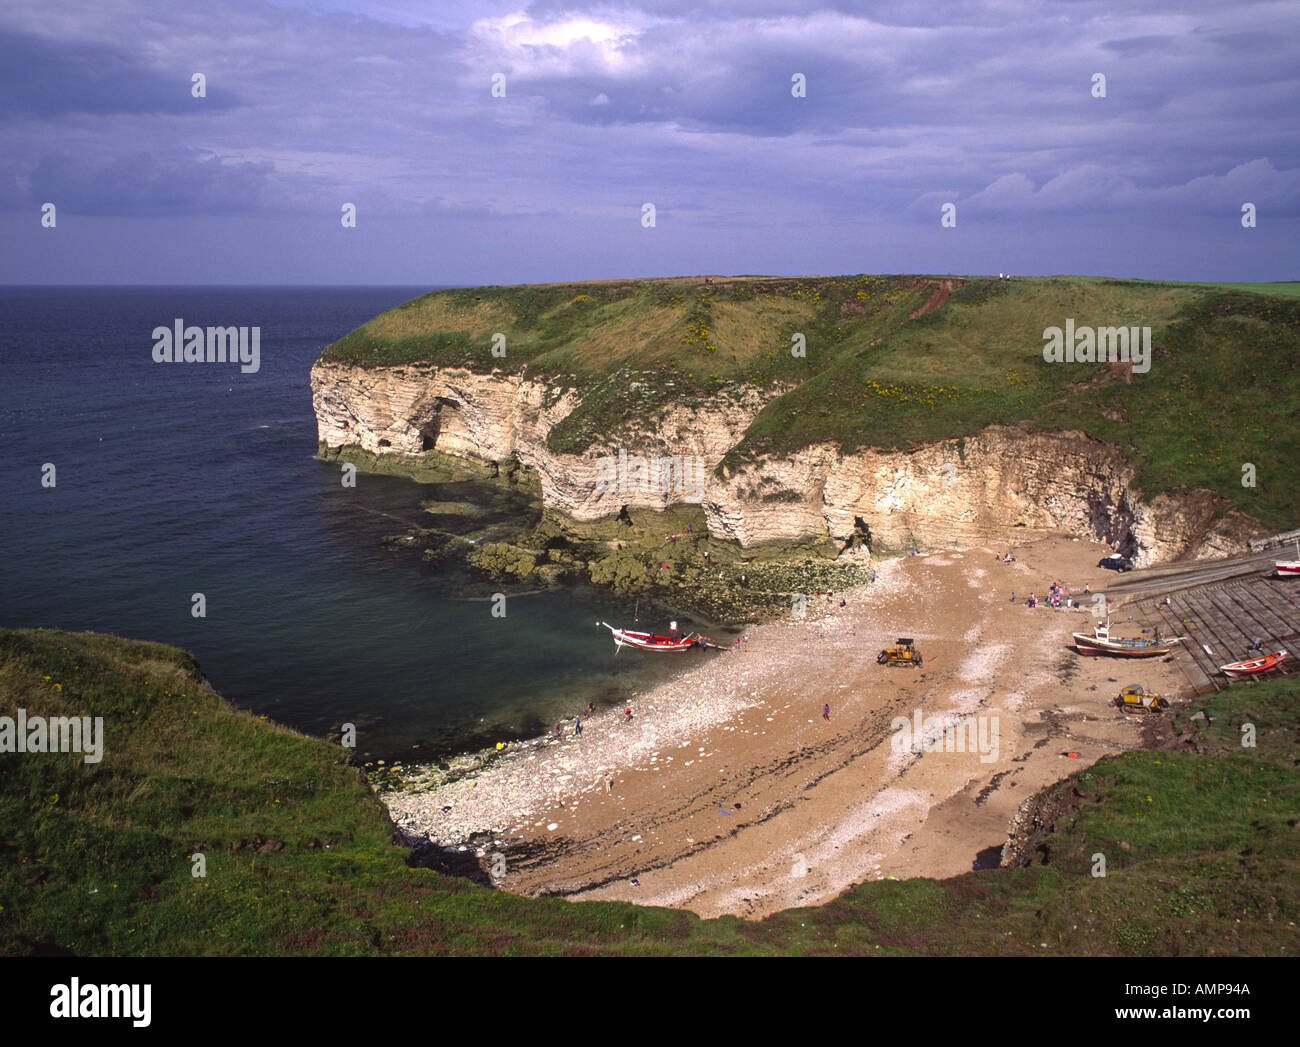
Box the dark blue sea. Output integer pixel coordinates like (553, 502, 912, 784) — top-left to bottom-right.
(0, 287, 712, 760)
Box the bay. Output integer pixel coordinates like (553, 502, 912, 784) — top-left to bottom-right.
(0, 286, 715, 760)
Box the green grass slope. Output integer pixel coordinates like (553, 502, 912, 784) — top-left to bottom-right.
(2, 629, 1296, 956)
(318, 274, 1300, 532)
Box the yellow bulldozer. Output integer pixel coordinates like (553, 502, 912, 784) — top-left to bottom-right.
(877, 637, 923, 668)
(1114, 684, 1170, 714)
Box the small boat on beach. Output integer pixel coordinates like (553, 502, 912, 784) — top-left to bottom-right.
(1274, 561, 1300, 577)
(600, 622, 724, 653)
(1072, 617, 1181, 658)
(1219, 649, 1288, 677)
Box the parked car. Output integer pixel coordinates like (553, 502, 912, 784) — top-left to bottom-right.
(1098, 553, 1134, 573)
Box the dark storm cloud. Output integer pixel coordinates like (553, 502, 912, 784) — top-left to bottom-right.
(1, 0, 1295, 281)
(0, 29, 242, 120)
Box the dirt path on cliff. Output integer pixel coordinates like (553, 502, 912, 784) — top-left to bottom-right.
(908, 278, 958, 318)
(384, 535, 1189, 919)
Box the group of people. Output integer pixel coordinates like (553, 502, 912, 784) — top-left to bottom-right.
(814, 588, 847, 607)
(1011, 580, 1076, 609)
(1044, 581, 1072, 608)
(662, 523, 696, 545)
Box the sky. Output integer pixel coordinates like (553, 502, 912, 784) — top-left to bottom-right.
(2, 0, 1297, 284)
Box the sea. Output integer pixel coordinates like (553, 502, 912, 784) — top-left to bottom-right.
(0, 287, 723, 761)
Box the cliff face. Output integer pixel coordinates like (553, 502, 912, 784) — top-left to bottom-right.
(706, 429, 1257, 563)
(311, 362, 1260, 564)
(311, 361, 771, 520)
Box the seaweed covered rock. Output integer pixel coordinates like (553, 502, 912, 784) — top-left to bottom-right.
(587, 551, 653, 595)
(534, 564, 572, 587)
(466, 542, 538, 580)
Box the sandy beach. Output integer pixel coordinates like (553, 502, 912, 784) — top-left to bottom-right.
(383, 534, 1190, 919)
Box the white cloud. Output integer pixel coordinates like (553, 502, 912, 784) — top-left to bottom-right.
(466, 9, 647, 78)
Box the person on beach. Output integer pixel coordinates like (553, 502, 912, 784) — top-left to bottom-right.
(1010, 592, 1015, 602)
(575, 718, 583, 736)
(823, 703, 831, 721)
(588, 701, 595, 715)
(625, 707, 633, 721)
(555, 723, 562, 737)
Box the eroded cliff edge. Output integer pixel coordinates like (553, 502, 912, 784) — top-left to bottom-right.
(310, 360, 1262, 565)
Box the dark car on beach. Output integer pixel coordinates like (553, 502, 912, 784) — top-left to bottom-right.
(1098, 553, 1134, 573)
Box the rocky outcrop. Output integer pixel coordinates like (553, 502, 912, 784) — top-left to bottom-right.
(311, 362, 1264, 565)
(312, 362, 572, 465)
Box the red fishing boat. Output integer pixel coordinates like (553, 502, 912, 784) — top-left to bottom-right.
(1274, 561, 1300, 577)
(1219, 649, 1288, 677)
(600, 622, 723, 652)
(1072, 617, 1180, 658)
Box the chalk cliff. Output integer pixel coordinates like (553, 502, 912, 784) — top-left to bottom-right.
(706, 428, 1257, 564)
(311, 362, 1260, 565)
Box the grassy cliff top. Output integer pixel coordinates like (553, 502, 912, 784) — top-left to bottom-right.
(2, 627, 1298, 956)
(317, 274, 1300, 530)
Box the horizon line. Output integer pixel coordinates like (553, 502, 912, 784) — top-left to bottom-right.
(2, 274, 1298, 289)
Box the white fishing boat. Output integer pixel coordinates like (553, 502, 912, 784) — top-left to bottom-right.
(600, 622, 724, 653)
(1273, 540, 1300, 576)
(1072, 616, 1181, 658)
